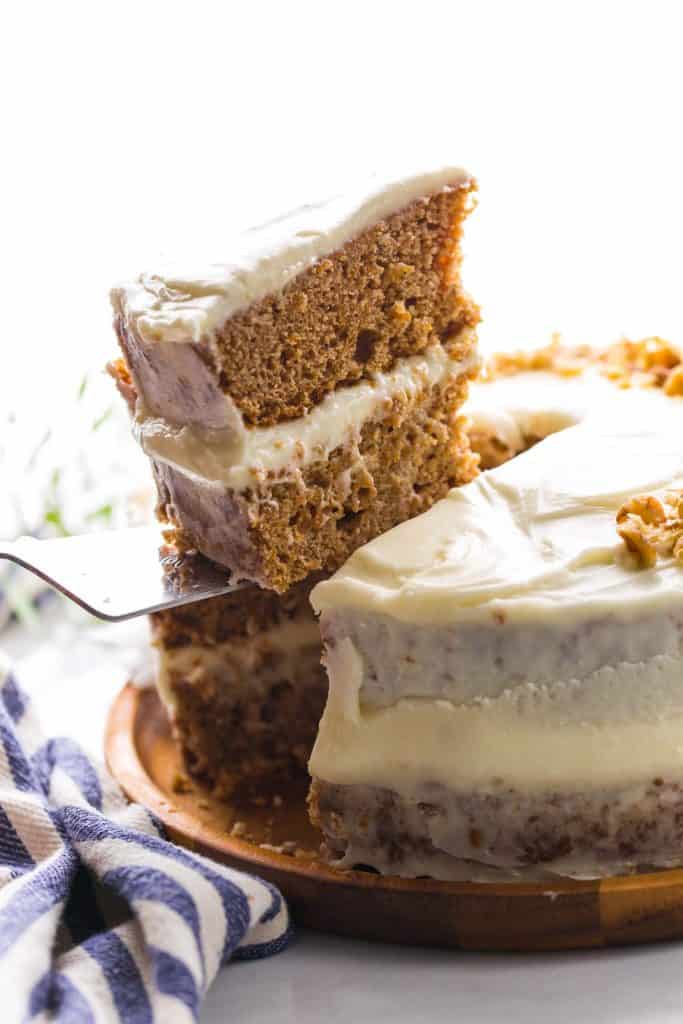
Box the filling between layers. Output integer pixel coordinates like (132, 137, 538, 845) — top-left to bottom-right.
(309, 634, 683, 794)
(135, 331, 478, 492)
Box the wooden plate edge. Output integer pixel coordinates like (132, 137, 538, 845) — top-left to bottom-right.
(104, 682, 683, 903)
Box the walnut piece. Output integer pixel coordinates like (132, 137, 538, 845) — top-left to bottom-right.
(617, 489, 683, 568)
(665, 365, 683, 397)
(599, 337, 682, 390)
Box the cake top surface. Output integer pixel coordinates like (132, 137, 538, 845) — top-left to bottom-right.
(311, 348, 683, 627)
(111, 165, 471, 345)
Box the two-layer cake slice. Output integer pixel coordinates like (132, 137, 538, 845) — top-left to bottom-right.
(110, 165, 481, 795)
(309, 342, 683, 879)
(111, 168, 479, 592)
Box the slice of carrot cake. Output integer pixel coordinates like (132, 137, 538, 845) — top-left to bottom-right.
(111, 167, 480, 592)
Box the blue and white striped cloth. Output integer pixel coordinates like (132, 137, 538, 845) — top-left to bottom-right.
(0, 653, 291, 1022)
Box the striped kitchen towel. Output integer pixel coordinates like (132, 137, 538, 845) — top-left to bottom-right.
(0, 654, 291, 1022)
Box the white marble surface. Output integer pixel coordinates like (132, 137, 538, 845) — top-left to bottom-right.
(4, 605, 683, 1023)
(203, 930, 683, 1024)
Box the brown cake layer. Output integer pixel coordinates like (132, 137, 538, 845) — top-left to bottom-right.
(152, 574, 327, 796)
(310, 778, 683, 879)
(114, 186, 478, 430)
(151, 370, 477, 592)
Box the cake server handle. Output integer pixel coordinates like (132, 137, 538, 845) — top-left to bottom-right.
(0, 526, 246, 622)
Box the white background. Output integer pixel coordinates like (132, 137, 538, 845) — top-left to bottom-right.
(4, 0, 683, 416)
(4, 2, 683, 1020)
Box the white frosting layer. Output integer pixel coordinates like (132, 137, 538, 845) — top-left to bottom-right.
(136, 338, 476, 491)
(312, 380, 683, 627)
(464, 369, 616, 450)
(330, 607, 683, 706)
(112, 166, 471, 345)
(309, 636, 683, 792)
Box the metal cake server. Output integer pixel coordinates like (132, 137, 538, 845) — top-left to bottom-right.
(0, 526, 246, 621)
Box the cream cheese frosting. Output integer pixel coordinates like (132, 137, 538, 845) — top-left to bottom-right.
(463, 369, 616, 451)
(111, 166, 471, 346)
(309, 366, 683, 804)
(135, 334, 477, 491)
(308, 637, 683, 792)
(311, 379, 683, 627)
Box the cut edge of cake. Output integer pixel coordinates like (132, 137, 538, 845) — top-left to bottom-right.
(151, 572, 328, 797)
(110, 165, 481, 591)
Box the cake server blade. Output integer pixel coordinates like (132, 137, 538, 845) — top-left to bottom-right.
(0, 526, 247, 621)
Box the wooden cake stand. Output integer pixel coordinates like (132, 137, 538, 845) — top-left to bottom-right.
(105, 683, 683, 952)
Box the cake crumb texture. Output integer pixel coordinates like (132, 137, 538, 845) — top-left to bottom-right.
(151, 574, 327, 794)
(154, 372, 476, 592)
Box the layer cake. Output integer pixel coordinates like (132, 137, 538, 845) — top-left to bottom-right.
(309, 339, 683, 879)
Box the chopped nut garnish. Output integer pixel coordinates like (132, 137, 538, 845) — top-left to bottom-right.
(617, 519, 658, 568)
(618, 494, 666, 526)
(665, 366, 683, 397)
(617, 488, 683, 568)
(600, 337, 682, 390)
(485, 335, 683, 395)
